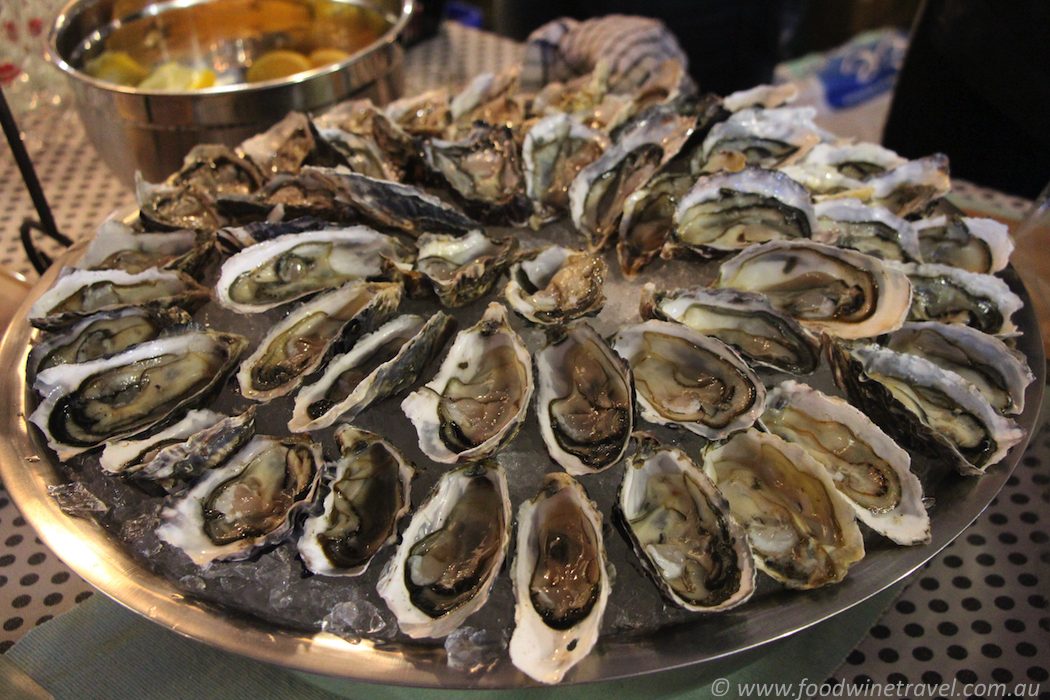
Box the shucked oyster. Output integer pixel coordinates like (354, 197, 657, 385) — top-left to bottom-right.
(157, 435, 322, 567)
(703, 429, 866, 589)
(385, 88, 451, 137)
(715, 240, 912, 339)
(136, 177, 221, 232)
(616, 171, 693, 277)
(238, 281, 402, 401)
(640, 284, 820, 375)
(402, 303, 532, 463)
(913, 215, 1013, 274)
(867, 155, 951, 217)
(522, 114, 609, 224)
(801, 142, 906, 180)
(504, 246, 606, 325)
(237, 112, 323, 177)
(377, 460, 511, 638)
(165, 143, 266, 196)
(612, 320, 765, 440)
(289, 312, 454, 432)
(415, 230, 519, 308)
(100, 408, 223, 476)
(898, 262, 1023, 336)
(698, 107, 828, 170)
(617, 439, 755, 611)
(510, 473, 610, 684)
(298, 426, 415, 577)
(448, 69, 524, 134)
(536, 322, 633, 475)
(76, 219, 215, 277)
(215, 227, 408, 313)
(31, 330, 247, 460)
(814, 198, 920, 263)
(762, 381, 930, 546)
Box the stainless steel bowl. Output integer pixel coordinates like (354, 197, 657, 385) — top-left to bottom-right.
(48, 0, 412, 186)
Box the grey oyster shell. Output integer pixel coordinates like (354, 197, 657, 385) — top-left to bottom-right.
(166, 143, 265, 196)
(897, 262, 1023, 336)
(800, 142, 906, 180)
(617, 171, 693, 277)
(814, 198, 921, 263)
(504, 246, 606, 325)
(522, 113, 609, 224)
(156, 434, 322, 567)
(298, 426, 415, 577)
(867, 154, 951, 217)
(913, 215, 1013, 274)
(639, 284, 820, 375)
(289, 311, 455, 432)
(617, 439, 755, 611)
(238, 281, 402, 401)
(136, 176, 221, 232)
(415, 230, 519, 308)
(698, 107, 829, 169)
(237, 112, 320, 177)
(99, 408, 223, 476)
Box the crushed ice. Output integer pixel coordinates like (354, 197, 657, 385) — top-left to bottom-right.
(321, 599, 394, 642)
(444, 626, 508, 673)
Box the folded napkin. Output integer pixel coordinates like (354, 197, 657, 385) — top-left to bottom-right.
(6, 584, 902, 699)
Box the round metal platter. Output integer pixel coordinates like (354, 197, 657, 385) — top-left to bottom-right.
(0, 245, 1043, 689)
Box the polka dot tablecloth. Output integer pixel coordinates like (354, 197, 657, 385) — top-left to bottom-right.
(1, 21, 1048, 696)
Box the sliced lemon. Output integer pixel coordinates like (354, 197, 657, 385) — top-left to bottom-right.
(246, 50, 313, 83)
(308, 47, 351, 67)
(138, 62, 217, 91)
(84, 51, 150, 87)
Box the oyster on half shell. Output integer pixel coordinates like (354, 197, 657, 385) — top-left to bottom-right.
(913, 216, 1013, 274)
(415, 230, 519, 308)
(504, 246, 606, 325)
(522, 114, 609, 224)
(898, 263, 1023, 336)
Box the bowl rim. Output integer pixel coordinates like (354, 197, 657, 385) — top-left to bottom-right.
(46, 0, 414, 97)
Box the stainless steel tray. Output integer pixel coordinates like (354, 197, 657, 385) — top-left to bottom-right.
(0, 251, 1043, 688)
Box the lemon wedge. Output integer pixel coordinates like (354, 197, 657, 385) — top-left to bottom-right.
(138, 62, 217, 91)
(308, 48, 351, 67)
(84, 51, 150, 87)
(246, 50, 313, 83)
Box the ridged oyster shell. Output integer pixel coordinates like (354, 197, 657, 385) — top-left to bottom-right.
(99, 408, 223, 476)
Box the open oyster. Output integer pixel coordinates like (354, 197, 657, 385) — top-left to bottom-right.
(703, 429, 866, 589)
(867, 155, 951, 217)
(536, 322, 633, 475)
(669, 167, 818, 257)
(698, 107, 827, 169)
(612, 320, 765, 439)
(616, 171, 693, 277)
(415, 230, 519, 308)
(723, 83, 798, 112)
(136, 177, 221, 232)
(801, 142, 906, 180)
(640, 284, 820, 375)
(504, 246, 606, 325)
(156, 435, 322, 567)
(31, 330, 247, 460)
(510, 473, 610, 684)
(402, 303, 532, 463)
(814, 198, 921, 262)
(829, 342, 1024, 475)
(289, 312, 454, 432)
(618, 439, 755, 610)
(237, 112, 321, 177)
(99, 408, 223, 476)
(28, 268, 208, 331)
(385, 88, 451, 137)
(448, 69, 524, 134)
(166, 143, 266, 195)
(715, 240, 912, 339)
(377, 460, 511, 638)
(76, 220, 215, 276)
(762, 381, 930, 545)
(883, 322, 1033, 415)
(913, 216, 1013, 274)
(238, 281, 402, 401)
(214, 227, 408, 313)
(898, 262, 1023, 336)
(522, 114, 609, 224)
(298, 426, 415, 577)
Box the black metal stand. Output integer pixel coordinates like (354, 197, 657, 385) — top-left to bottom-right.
(1, 86, 72, 274)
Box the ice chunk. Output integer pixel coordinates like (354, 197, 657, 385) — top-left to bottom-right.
(444, 626, 508, 673)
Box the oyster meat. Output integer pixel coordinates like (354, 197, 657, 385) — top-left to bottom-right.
(617, 439, 755, 610)
(402, 303, 532, 463)
(290, 312, 454, 432)
(698, 107, 828, 169)
(762, 381, 930, 545)
(801, 142, 906, 180)
(415, 230, 519, 308)
(510, 473, 610, 684)
(617, 171, 693, 277)
(238, 281, 402, 401)
(913, 215, 1013, 274)
(612, 320, 765, 439)
(156, 435, 322, 566)
(377, 461, 511, 638)
(99, 408, 223, 476)
(703, 429, 866, 589)
(166, 143, 265, 195)
(31, 330, 247, 460)
(715, 240, 913, 339)
(536, 322, 633, 475)
(868, 155, 951, 217)
(76, 220, 215, 276)
(522, 114, 609, 223)
(504, 246, 606, 325)
(814, 198, 921, 262)
(298, 426, 415, 577)
(899, 262, 1023, 336)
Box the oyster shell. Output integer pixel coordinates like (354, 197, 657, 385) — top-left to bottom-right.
(913, 215, 1013, 274)
(401, 303, 533, 463)
(898, 262, 1023, 335)
(504, 246, 606, 325)
(99, 408, 223, 476)
(156, 435, 322, 566)
(867, 155, 951, 217)
(617, 439, 755, 610)
(612, 320, 765, 439)
(723, 83, 798, 112)
(316, 126, 400, 181)
(216, 172, 356, 224)
(238, 281, 402, 401)
(166, 143, 265, 195)
(536, 322, 633, 475)
(377, 460, 511, 638)
(715, 240, 913, 339)
(510, 473, 610, 683)
(640, 284, 820, 374)
(616, 171, 693, 277)
(762, 381, 930, 545)
(448, 69, 524, 134)
(883, 322, 1033, 415)
(698, 107, 828, 170)
(828, 342, 1024, 475)
(298, 426, 415, 577)
(814, 198, 921, 262)
(385, 88, 451, 137)
(289, 312, 454, 432)
(30, 330, 248, 460)
(415, 230, 519, 308)
(28, 268, 209, 331)
(136, 176, 221, 232)
(702, 429, 866, 589)
(214, 227, 408, 313)
(237, 112, 321, 177)
(77, 220, 215, 276)
(801, 142, 906, 180)
(522, 114, 609, 223)
(669, 167, 818, 257)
